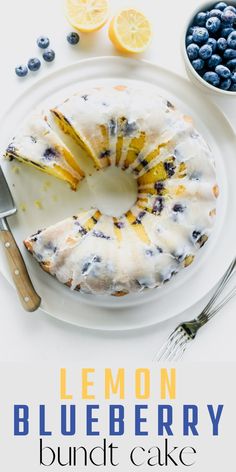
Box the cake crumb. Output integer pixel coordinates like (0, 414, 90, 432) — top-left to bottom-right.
(34, 199, 43, 209)
(43, 181, 51, 191)
(20, 203, 27, 212)
(12, 165, 20, 174)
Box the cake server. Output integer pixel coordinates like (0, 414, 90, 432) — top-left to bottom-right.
(0, 166, 41, 311)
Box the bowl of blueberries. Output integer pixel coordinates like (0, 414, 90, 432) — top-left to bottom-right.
(183, 1, 236, 94)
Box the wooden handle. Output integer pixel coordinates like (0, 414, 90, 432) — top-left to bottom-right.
(0, 229, 41, 312)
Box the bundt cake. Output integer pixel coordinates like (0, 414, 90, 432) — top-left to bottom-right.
(5, 84, 218, 297)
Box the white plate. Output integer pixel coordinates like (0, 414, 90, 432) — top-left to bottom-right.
(0, 57, 235, 331)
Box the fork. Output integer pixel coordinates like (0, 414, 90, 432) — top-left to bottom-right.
(155, 258, 236, 362)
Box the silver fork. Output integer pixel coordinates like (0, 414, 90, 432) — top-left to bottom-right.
(155, 258, 236, 362)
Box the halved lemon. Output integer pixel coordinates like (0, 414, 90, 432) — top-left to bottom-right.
(108, 9, 152, 54)
(65, 0, 109, 33)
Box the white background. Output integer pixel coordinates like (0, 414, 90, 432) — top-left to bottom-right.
(0, 0, 236, 362)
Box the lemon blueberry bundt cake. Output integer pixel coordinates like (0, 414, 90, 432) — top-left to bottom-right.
(5, 84, 218, 296)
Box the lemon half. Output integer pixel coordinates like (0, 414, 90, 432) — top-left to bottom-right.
(109, 9, 152, 54)
(65, 0, 109, 33)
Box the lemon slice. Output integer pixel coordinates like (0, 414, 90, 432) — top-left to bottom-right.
(108, 9, 152, 54)
(65, 0, 109, 33)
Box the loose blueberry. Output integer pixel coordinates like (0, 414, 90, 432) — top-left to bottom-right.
(220, 78, 232, 89)
(228, 31, 236, 48)
(203, 71, 221, 86)
(42, 49, 55, 62)
(231, 71, 236, 82)
(187, 43, 200, 60)
(224, 48, 236, 59)
(206, 16, 221, 33)
(207, 37, 217, 51)
(37, 36, 50, 49)
(186, 35, 193, 46)
(215, 64, 231, 77)
(221, 9, 236, 25)
(192, 27, 209, 44)
(67, 32, 80, 45)
(217, 37, 227, 51)
(226, 58, 236, 70)
(221, 26, 234, 38)
(15, 65, 28, 77)
(230, 82, 236, 90)
(199, 44, 213, 59)
(195, 12, 207, 26)
(192, 58, 205, 70)
(208, 9, 222, 19)
(208, 53, 222, 68)
(214, 2, 227, 10)
(28, 58, 41, 71)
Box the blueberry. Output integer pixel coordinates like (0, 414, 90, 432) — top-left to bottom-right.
(192, 27, 209, 44)
(203, 71, 221, 86)
(207, 37, 217, 51)
(221, 9, 236, 25)
(217, 37, 227, 51)
(208, 54, 222, 68)
(187, 43, 200, 60)
(221, 26, 234, 38)
(206, 17, 221, 33)
(42, 49, 55, 62)
(192, 58, 205, 71)
(192, 230, 201, 240)
(224, 48, 236, 59)
(224, 6, 236, 14)
(186, 35, 193, 46)
(231, 72, 236, 82)
(28, 57, 41, 71)
(226, 58, 236, 70)
(173, 204, 184, 213)
(214, 2, 228, 10)
(228, 31, 236, 48)
(199, 44, 213, 59)
(208, 9, 223, 19)
(230, 82, 236, 90)
(67, 32, 80, 45)
(37, 36, 50, 49)
(15, 64, 28, 77)
(215, 64, 231, 77)
(195, 12, 207, 26)
(220, 78, 232, 89)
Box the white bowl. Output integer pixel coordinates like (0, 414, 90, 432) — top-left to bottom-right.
(182, 1, 236, 97)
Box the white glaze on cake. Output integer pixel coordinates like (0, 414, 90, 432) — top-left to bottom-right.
(20, 84, 218, 296)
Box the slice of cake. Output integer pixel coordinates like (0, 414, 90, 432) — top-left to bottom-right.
(5, 112, 84, 190)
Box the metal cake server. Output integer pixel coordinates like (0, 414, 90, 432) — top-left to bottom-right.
(0, 166, 41, 311)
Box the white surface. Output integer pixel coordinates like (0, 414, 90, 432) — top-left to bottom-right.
(1, 57, 236, 328)
(0, 0, 236, 359)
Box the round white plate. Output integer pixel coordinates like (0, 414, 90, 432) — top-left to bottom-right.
(0, 57, 235, 330)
